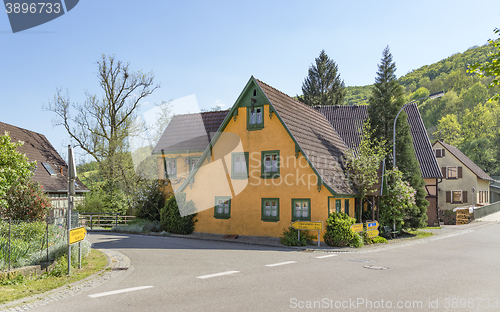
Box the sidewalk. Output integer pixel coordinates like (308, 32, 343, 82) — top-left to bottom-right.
(164, 225, 470, 252)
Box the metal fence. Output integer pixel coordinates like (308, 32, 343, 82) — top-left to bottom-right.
(473, 201, 500, 219)
(79, 213, 135, 229)
(0, 214, 79, 272)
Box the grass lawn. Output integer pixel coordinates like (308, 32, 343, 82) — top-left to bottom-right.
(405, 229, 434, 239)
(0, 249, 108, 304)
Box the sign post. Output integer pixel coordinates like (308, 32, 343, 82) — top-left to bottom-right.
(67, 145, 77, 275)
(291, 221, 323, 247)
(366, 221, 380, 239)
(350, 223, 363, 233)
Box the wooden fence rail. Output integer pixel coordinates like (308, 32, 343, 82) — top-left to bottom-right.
(79, 213, 135, 229)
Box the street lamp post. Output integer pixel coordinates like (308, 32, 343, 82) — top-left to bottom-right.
(392, 91, 445, 168)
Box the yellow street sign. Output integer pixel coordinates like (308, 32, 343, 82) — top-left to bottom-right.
(367, 229, 379, 239)
(291, 221, 323, 231)
(366, 221, 379, 230)
(69, 227, 87, 245)
(350, 223, 363, 233)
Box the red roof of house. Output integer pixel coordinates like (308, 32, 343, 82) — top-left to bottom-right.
(0, 122, 88, 193)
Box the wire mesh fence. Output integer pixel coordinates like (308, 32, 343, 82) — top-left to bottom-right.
(0, 212, 80, 272)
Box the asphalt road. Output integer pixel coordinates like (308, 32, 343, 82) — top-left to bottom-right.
(29, 221, 500, 312)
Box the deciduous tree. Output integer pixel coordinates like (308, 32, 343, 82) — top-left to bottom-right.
(45, 55, 159, 212)
(0, 132, 35, 209)
(469, 28, 500, 101)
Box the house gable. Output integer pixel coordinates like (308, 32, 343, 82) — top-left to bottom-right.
(178, 76, 356, 196)
(432, 140, 491, 208)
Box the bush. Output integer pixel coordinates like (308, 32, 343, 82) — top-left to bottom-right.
(279, 226, 316, 246)
(351, 233, 364, 248)
(323, 212, 357, 247)
(0, 180, 50, 221)
(160, 195, 197, 234)
(372, 236, 388, 244)
(134, 180, 166, 222)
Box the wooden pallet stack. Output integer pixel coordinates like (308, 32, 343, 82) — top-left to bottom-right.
(456, 209, 473, 225)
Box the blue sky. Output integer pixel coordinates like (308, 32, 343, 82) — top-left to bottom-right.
(1, 0, 499, 162)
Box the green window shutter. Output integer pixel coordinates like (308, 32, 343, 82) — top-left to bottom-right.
(261, 150, 280, 179)
(261, 198, 280, 222)
(292, 198, 311, 221)
(214, 196, 231, 219)
(247, 106, 264, 131)
(344, 199, 349, 216)
(231, 152, 249, 179)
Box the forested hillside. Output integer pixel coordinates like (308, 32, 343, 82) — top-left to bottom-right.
(344, 42, 500, 176)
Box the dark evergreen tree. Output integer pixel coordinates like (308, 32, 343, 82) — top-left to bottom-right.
(368, 46, 428, 229)
(299, 50, 346, 106)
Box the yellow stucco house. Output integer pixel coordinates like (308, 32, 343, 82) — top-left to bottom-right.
(153, 77, 357, 241)
(432, 141, 493, 211)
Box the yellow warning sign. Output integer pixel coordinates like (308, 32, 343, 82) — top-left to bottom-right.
(69, 227, 87, 245)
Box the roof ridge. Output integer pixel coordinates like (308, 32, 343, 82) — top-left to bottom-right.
(0, 121, 45, 137)
(254, 78, 338, 123)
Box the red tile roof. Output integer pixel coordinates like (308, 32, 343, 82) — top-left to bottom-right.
(0, 122, 88, 193)
(255, 79, 356, 195)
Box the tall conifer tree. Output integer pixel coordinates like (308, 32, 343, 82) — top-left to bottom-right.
(368, 46, 428, 229)
(299, 50, 346, 106)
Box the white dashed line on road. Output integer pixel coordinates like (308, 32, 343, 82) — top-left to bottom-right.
(265, 261, 297, 267)
(88, 286, 153, 298)
(316, 254, 338, 259)
(197, 270, 240, 279)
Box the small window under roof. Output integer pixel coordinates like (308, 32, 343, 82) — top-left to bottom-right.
(42, 162, 57, 177)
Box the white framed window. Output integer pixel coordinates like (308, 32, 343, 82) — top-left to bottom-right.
(452, 190, 462, 204)
(434, 148, 445, 158)
(447, 166, 458, 179)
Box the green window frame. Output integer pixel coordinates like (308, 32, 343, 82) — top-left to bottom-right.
(261, 150, 280, 179)
(214, 196, 231, 219)
(335, 199, 341, 213)
(189, 157, 200, 173)
(344, 199, 350, 216)
(292, 198, 311, 221)
(247, 106, 264, 131)
(261, 198, 279, 222)
(164, 158, 177, 179)
(231, 152, 249, 179)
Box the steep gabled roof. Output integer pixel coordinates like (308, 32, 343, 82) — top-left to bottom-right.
(153, 110, 229, 154)
(175, 77, 357, 195)
(314, 104, 443, 179)
(0, 122, 88, 193)
(255, 79, 355, 195)
(434, 141, 493, 181)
